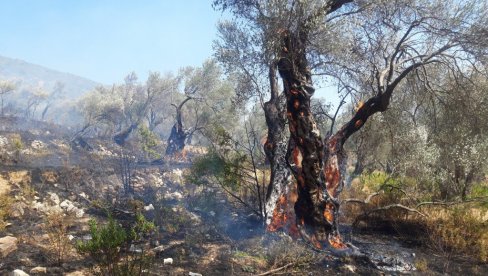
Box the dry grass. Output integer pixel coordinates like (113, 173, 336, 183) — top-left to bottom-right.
(422, 206, 488, 262)
(43, 212, 75, 265)
(341, 173, 488, 262)
(0, 194, 13, 231)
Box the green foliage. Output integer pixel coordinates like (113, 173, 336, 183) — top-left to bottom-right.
(470, 182, 488, 198)
(187, 148, 245, 190)
(76, 213, 155, 275)
(11, 135, 23, 160)
(359, 171, 403, 192)
(76, 217, 127, 273)
(469, 182, 488, 208)
(138, 125, 160, 159)
(129, 213, 155, 242)
(155, 204, 191, 234)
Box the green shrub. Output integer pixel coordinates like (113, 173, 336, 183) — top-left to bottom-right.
(76, 217, 127, 274)
(138, 125, 161, 160)
(76, 214, 155, 275)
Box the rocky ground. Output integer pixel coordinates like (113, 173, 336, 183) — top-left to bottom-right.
(1, 116, 487, 275)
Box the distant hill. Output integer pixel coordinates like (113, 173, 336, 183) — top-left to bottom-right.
(0, 55, 101, 99)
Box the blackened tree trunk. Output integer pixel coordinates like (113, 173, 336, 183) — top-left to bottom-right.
(276, 30, 351, 251)
(263, 64, 295, 232)
(113, 123, 139, 146)
(166, 97, 192, 155)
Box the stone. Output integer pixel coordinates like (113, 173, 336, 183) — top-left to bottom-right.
(31, 140, 45, 149)
(344, 264, 356, 273)
(65, 272, 86, 276)
(74, 208, 84, 218)
(29, 267, 47, 274)
(165, 191, 183, 200)
(129, 244, 142, 253)
(10, 269, 29, 276)
(144, 204, 154, 211)
(0, 236, 17, 258)
(48, 193, 60, 205)
(163, 258, 173, 265)
(60, 199, 74, 211)
(10, 202, 27, 218)
(189, 272, 202, 276)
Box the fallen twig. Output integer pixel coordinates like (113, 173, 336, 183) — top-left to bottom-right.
(365, 204, 427, 217)
(255, 263, 294, 276)
(416, 196, 488, 208)
(343, 192, 382, 205)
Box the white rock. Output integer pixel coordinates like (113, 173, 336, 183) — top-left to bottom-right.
(9, 202, 26, 218)
(165, 191, 183, 200)
(67, 235, 75, 241)
(0, 236, 18, 258)
(10, 269, 29, 276)
(31, 140, 45, 150)
(0, 136, 8, 147)
(172, 169, 183, 177)
(31, 201, 45, 212)
(344, 264, 356, 273)
(60, 200, 74, 211)
(144, 204, 155, 211)
(48, 193, 60, 205)
(29, 266, 47, 274)
(74, 208, 84, 218)
(189, 272, 202, 276)
(163, 258, 173, 265)
(129, 244, 142, 253)
(78, 192, 88, 199)
(45, 205, 63, 215)
(209, 211, 216, 217)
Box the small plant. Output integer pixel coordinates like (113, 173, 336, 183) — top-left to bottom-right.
(138, 125, 161, 160)
(266, 239, 317, 270)
(76, 217, 127, 275)
(414, 258, 428, 272)
(0, 194, 13, 231)
(11, 135, 23, 161)
(44, 212, 73, 265)
(76, 213, 155, 276)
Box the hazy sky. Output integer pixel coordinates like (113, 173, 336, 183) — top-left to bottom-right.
(0, 0, 221, 84)
(0, 0, 338, 104)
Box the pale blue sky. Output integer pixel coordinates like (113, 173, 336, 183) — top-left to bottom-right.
(0, 0, 221, 84)
(0, 0, 338, 104)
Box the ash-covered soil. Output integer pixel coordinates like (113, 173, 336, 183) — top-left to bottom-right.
(0, 116, 487, 275)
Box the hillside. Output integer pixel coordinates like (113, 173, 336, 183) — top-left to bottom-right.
(0, 55, 101, 99)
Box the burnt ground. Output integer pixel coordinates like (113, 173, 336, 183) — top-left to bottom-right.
(0, 116, 487, 275)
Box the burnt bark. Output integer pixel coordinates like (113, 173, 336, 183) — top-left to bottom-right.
(166, 97, 192, 155)
(263, 64, 295, 231)
(113, 123, 139, 146)
(276, 30, 350, 250)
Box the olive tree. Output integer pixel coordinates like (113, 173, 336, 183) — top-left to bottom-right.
(214, 0, 488, 254)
